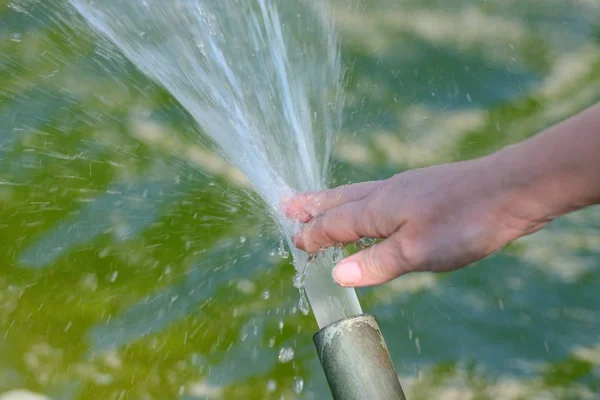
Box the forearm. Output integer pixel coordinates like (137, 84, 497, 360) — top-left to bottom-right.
(494, 102, 600, 225)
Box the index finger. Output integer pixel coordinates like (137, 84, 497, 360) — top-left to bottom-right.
(282, 180, 383, 223)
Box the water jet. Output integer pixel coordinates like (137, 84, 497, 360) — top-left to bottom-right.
(70, 0, 406, 397)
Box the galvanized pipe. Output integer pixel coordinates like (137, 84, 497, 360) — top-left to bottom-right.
(314, 314, 406, 400)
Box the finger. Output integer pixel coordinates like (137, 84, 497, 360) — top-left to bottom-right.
(281, 194, 314, 223)
(332, 234, 416, 287)
(299, 198, 396, 253)
(292, 232, 305, 250)
(282, 181, 383, 222)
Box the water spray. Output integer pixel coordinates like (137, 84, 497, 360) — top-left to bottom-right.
(71, 0, 406, 397)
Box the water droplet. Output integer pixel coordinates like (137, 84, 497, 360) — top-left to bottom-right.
(240, 236, 247, 244)
(278, 247, 289, 258)
(262, 290, 270, 300)
(197, 41, 207, 57)
(293, 273, 302, 288)
(298, 290, 310, 315)
(293, 376, 304, 394)
(80, 273, 98, 292)
(307, 253, 318, 264)
(98, 247, 110, 258)
(266, 380, 277, 392)
(333, 249, 343, 263)
(110, 271, 119, 283)
(277, 239, 289, 258)
(293, 261, 311, 289)
(278, 347, 295, 363)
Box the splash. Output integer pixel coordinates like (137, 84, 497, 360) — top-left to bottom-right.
(70, 0, 361, 327)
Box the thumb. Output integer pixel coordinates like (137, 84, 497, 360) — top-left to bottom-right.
(332, 236, 414, 287)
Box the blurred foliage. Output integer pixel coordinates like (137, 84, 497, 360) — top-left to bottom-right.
(1, 0, 600, 399)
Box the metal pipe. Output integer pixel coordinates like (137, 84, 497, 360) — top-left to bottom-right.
(313, 314, 406, 400)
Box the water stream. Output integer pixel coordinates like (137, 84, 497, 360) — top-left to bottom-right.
(69, 0, 362, 328)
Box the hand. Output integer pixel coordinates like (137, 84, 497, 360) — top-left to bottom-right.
(283, 155, 547, 288)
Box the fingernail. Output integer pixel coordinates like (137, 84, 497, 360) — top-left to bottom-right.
(332, 261, 362, 286)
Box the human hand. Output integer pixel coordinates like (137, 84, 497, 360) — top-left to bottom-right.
(283, 156, 547, 287)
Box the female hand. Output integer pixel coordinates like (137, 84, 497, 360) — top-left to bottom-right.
(283, 103, 600, 288)
(283, 156, 547, 287)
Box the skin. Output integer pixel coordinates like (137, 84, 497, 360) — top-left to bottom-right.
(282, 102, 600, 288)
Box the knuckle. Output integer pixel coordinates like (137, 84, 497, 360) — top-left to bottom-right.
(365, 247, 388, 279)
(359, 206, 377, 235)
(302, 221, 321, 252)
(392, 233, 428, 272)
(310, 217, 326, 242)
(324, 186, 346, 205)
(361, 194, 390, 237)
(305, 213, 334, 250)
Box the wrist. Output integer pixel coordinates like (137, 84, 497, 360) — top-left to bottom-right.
(480, 145, 555, 239)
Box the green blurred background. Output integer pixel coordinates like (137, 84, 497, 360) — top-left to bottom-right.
(1, 0, 600, 399)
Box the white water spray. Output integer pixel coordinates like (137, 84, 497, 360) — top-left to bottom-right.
(71, 0, 362, 327)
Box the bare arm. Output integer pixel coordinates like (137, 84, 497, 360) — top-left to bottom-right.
(495, 102, 600, 224)
(283, 102, 600, 288)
